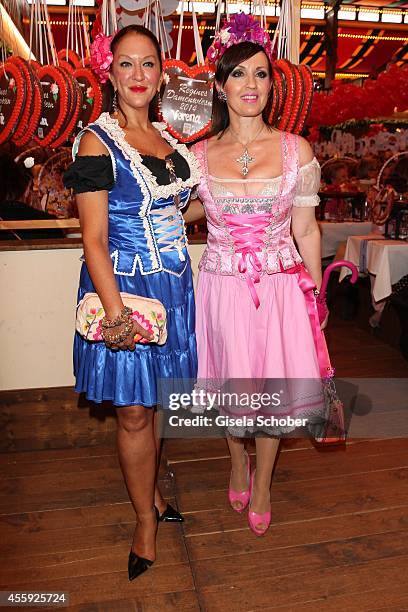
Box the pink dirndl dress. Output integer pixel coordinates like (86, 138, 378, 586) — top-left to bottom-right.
(191, 134, 338, 438)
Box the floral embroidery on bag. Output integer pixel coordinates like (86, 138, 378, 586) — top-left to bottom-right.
(151, 310, 166, 342)
(82, 308, 104, 340)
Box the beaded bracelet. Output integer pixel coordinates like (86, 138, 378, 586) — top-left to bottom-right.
(101, 306, 133, 329)
(101, 316, 134, 345)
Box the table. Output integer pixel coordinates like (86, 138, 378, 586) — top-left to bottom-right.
(318, 221, 373, 259)
(340, 234, 408, 302)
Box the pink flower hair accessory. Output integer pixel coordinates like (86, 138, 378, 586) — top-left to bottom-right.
(90, 32, 114, 84)
(206, 13, 275, 66)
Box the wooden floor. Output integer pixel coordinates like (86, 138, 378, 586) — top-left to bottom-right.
(1, 311, 408, 611)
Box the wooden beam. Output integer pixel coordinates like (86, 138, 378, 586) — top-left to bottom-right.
(0, 219, 80, 230)
(324, 0, 342, 89)
(291, 0, 301, 65)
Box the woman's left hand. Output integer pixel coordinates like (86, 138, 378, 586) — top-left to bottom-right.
(316, 294, 329, 329)
(320, 311, 329, 330)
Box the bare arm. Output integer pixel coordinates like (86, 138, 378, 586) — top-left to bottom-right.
(291, 136, 322, 289)
(76, 132, 152, 346)
(183, 198, 205, 224)
(292, 206, 322, 290)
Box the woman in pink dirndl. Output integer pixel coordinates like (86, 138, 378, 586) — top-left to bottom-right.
(185, 15, 334, 536)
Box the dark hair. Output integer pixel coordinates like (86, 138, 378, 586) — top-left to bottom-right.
(209, 42, 273, 138)
(0, 154, 31, 202)
(108, 25, 163, 124)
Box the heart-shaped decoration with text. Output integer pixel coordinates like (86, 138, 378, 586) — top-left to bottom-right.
(73, 68, 103, 136)
(161, 60, 214, 143)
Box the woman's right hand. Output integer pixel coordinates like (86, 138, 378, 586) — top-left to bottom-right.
(103, 319, 154, 351)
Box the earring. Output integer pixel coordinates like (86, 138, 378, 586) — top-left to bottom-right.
(156, 92, 163, 120)
(217, 89, 227, 102)
(112, 90, 118, 115)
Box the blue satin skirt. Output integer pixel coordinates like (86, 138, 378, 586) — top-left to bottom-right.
(73, 263, 197, 407)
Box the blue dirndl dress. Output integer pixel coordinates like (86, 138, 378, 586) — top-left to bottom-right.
(64, 113, 201, 407)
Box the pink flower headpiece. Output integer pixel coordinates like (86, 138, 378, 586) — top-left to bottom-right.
(206, 13, 275, 66)
(90, 33, 114, 84)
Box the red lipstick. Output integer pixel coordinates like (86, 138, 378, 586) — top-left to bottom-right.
(130, 86, 147, 93)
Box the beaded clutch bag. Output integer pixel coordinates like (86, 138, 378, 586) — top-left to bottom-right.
(76, 292, 167, 345)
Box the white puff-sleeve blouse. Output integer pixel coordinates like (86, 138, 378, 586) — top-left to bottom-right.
(293, 157, 321, 208)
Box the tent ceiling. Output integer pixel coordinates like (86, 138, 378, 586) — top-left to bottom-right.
(345, 1, 408, 7)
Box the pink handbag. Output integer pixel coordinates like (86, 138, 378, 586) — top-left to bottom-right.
(76, 292, 168, 345)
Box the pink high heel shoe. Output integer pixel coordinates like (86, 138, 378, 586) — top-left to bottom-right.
(228, 450, 251, 513)
(248, 470, 271, 536)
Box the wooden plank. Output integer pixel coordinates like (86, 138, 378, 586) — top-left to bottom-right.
(272, 585, 408, 611)
(0, 429, 116, 453)
(0, 525, 188, 582)
(0, 453, 121, 479)
(164, 437, 316, 463)
(0, 444, 116, 467)
(170, 440, 408, 493)
(177, 468, 408, 534)
(192, 531, 408, 590)
(0, 564, 195, 605)
(185, 505, 408, 561)
(0, 468, 174, 515)
(67, 591, 200, 612)
(0, 502, 136, 535)
(197, 556, 408, 611)
(0, 386, 78, 404)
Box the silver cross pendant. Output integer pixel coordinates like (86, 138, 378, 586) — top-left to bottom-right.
(236, 148, 254, 177)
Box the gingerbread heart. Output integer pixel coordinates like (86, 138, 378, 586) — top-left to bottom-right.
(34, 65, 70, 147)
(72, 67, 103, 135)
(161, 59, 214, 143)
(0, 61, 26, 145)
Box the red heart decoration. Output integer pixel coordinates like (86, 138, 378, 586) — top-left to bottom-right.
(0, 61, 25, 145)
(34, 65, 71, 147)
(161, 59, 214, 143)
(72, 67, 103, 136)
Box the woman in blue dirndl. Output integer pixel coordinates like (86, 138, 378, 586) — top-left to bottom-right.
(63, 25, 200, 580)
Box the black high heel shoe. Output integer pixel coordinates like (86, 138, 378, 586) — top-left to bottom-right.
(155, 503, 184, 523)
(128, 551, 154, 581)
(128, 507, 159, 581)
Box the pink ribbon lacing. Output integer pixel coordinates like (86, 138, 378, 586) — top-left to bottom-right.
(223, 212, 272, 309)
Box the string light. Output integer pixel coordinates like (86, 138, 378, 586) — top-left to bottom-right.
(302, 31, 408, 42)
(172, 24, 408, 42)
(22, 18, 88, 25)
(313, 71, 370, 79)
(191, 0, 406, 18)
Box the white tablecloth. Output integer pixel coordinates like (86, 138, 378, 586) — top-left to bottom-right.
(340, 234, 408, 302)
(318, 221, 374, 258)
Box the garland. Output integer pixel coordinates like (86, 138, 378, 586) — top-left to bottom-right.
(308, 63, 408, 128)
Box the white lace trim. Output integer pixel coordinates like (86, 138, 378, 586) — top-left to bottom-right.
(94, 113, 201, 201)
(293, 193, 320, 208)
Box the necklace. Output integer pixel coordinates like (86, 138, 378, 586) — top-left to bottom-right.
(229, 124, 264, 177)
